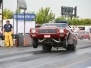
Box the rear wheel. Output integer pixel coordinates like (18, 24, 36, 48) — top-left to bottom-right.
(42, 45, 52, 52)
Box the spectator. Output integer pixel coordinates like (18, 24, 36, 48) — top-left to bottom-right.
(90, 28, 91, 33)
(3, 20, 13, 47)
(89, 28, 91, 39)
(73, 25, 80, 33)
(35, 23, 41, 28)
(72, 27, 74, 31)
(0, 28, 4, 40)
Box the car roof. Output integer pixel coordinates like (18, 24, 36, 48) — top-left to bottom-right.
(44, 23, 67, 24)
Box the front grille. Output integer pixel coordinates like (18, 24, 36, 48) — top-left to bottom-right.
(38, 29, 57, 33)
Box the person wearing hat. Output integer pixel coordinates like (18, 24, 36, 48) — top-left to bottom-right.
(35, 23, 41, 28)
(3, 20, 13, 47)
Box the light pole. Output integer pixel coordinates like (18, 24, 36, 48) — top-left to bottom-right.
(16, 0, 18, 34)
(16, 0, 27, 35)
(23, 10, 26, 35)
(0, 0, 2, 25)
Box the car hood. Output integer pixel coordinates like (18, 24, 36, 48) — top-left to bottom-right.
(39, 26, 64, 29)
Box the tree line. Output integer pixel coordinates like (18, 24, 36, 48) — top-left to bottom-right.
(3, 7, 91, 25)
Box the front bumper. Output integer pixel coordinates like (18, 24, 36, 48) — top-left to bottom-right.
(30, 33, 66, 38)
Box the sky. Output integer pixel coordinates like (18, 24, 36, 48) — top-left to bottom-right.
(3, 0, 91, 18)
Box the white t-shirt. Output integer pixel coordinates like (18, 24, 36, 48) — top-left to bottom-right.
(74, 28, 79, 32)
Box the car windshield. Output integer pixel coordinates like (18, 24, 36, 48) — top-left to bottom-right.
(41, 23, 66, 28)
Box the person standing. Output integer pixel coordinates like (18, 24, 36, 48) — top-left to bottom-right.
(89, 28, 91, 39)
(89, 28, 91, 33)
(73, 25, 80, 33)
(3, 20, 13, 47)
(73, 25, 80, 38)
(72, 27, 74, 31)
(35, 23, 41, 28)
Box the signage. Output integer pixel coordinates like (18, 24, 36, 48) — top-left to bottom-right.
(13, 14, 36, 21)
(18, 0, 27, 10)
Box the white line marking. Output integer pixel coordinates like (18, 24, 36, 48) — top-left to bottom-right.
(87, 66, 91, 68)
(58, 56, 91, 68)
(0, 53, 33, 62)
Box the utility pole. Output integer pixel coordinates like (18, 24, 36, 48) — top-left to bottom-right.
(0, 0, 2, 9)
(70, 12, 73, 20)
(24, 10, 26, 35)
(0, 0, 3, 29)
(16, 0, 18, 34)
(74, 6, 77, 17)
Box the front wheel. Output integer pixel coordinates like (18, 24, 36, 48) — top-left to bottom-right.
(32, 40, 38, 48)
(42, 45, 52, 52)
(63, 39, 68, 48)
(66, 41, 76, 51)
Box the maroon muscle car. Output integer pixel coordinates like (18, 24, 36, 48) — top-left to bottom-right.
(30, 23, 77, 51)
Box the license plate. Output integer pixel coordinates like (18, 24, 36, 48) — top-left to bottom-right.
(44, 35, 50, 38)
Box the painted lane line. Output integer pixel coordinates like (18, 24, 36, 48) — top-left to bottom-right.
(0, 53, 33, 62)
(76, 48, 91, 55)
(58, 56, 91, 68)
(87, 66, 91, 68)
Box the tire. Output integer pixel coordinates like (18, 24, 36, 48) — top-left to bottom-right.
(42, 45, 52, 52)
(66, 40, 76, 51)
(88, 37, 90, 40)
(32, 40, 38, 48)
(80, 36, 84, 40)
(75, 40, 77, 45)
(63, 39, 68, 48)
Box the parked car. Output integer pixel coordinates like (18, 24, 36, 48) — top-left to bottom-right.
(30, 21, 77, 51)
(78, 31, 90, 40)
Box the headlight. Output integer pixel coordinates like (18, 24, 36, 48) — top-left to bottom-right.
(60, 29, 64, 33)
(31, 29, 36, 33)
